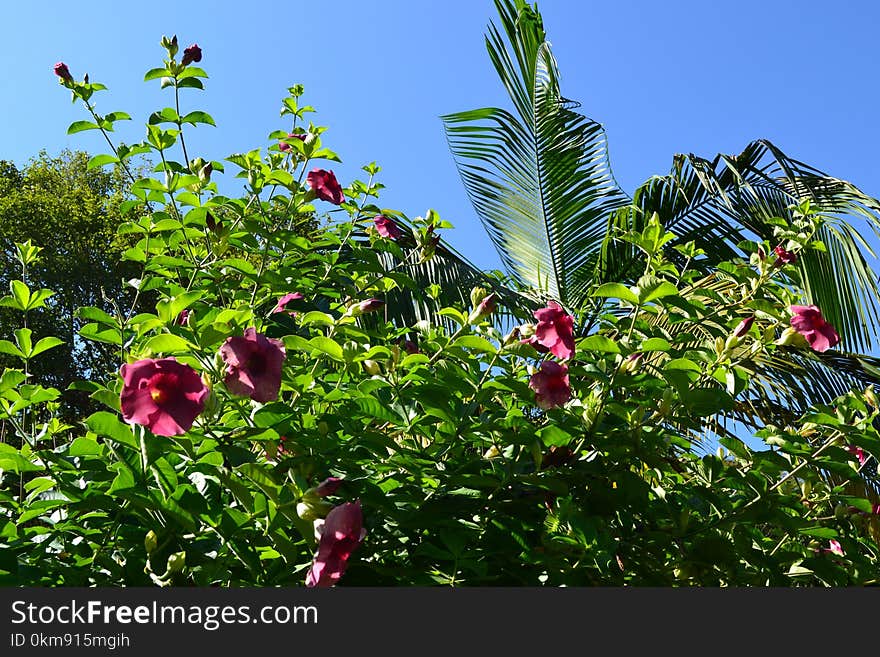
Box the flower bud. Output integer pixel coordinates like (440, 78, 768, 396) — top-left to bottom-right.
(469, 287, 488, 309)
(733, 316, 754, 338)
(865, 385, 877, 409)
(166, 551, 186, 574)
(198, 162, 213, 183)
(161, 35, 179, 58)
(519, 323, 536, 339)
(468, 293, 497, 323)
(53, 62, 73, 83)
(144, 530, 158, 554)
(775, 326, 810, 348)
(362, 359, 381, 376)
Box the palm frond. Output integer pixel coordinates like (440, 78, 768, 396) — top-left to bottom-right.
(442, 0, 629, 307)
(604, 140, 880, 351)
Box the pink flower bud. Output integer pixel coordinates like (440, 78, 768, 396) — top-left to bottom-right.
(733, 316, 754, 338)
(53, 62, 72, 82)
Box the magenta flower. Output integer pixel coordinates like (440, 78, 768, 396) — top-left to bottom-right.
(176, 309, 191, 326)
(469, 293, 497, 323)
(773, 245, 797, 267)
(827, 540, 844, 557)
(181, 44, 202, 66)
(790, 305, 840, 352)
(272, 292, 304, 315)
(529, 361, 571, 410)
(846, 445, 867, 467)
(119, 357, 208, 437)
(278, 132, 307, 152)
(399, 339, 419, 355)
(307, 169, 345, 205)
(533, 301, 575, 360)
(311, 477, 344, 498)
(53, 62, 72, 82)
(373, 215, 402, 239)
(358, 298, 385, 314)
(306, 501, 366, 588)
(219, 328, 286, 403)
(733, 316, 754, 338)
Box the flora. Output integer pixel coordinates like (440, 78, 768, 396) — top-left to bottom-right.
(219, 329, 286, 403)
(790, 305, 841, 353)
(307, 168, 345, 205)
(119, 358, 208, 437)
(0, 10, 878, 589)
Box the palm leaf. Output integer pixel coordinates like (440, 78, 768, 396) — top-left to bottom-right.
(604, 140, 880, 352)
(442, 0, 628, 308)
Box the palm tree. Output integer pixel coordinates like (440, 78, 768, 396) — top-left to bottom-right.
(437, 0, 880, 442)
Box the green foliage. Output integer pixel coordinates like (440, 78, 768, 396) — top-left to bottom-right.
(0, 30, 877, 589)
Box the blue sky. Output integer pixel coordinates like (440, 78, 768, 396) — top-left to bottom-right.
(4, 0, 880, 274)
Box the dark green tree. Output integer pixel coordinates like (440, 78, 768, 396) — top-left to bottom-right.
(0, 150, 138, 417)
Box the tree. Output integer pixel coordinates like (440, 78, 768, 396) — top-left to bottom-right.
(439, 0, 880, 433)
(0, 150, 138, 418)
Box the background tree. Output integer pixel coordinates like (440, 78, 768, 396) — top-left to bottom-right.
(0, 150, 138, 418)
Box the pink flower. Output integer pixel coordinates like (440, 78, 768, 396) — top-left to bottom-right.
(399, 339, 419, 355)
(53, 62, 72, 82)
(773, 245, 797, 266)
(273, 292, 304, 315)
(278, 132, 307, 152)
(307, 169, 345, 205)
(529, 361, 571, 410)
(176, 309, 191, 326)
(846, 445, 867, 467)
(219, 328, 286, 403)
(733, 316, 754, 338)
(471, 293, 497, 322)
(311, 477, 344, 498)
(119, 358, 208, 437)
(373, 215, 402, 239)
(306, 501, 366, 588)
(827, 540, 844, 557)
(181, 44, 202, 66)
(358, 298, 385, 314)
(790, 305, 840, 352)
(533, 301, 575, 360)
(872, 503, 880, 516)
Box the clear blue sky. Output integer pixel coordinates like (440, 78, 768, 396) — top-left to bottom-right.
(4, 0, 880, 274)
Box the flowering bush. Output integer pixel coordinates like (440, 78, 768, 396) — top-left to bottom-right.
(0, 39, 877, 587)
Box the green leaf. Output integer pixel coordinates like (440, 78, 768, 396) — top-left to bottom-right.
(0, 340, 24, 359)
(144, 333, 192, 354)
(640, 337, 671, 352)
(180, 111, 216, 126)
(85, 411, 138, 449)
(309, 336, 343, 361)
(637, 276, 679, 304)
(87, 154, 119, 169)
(144, 67, 171, 81)
(67, 120, 100, 134)
(579, 334, 619, 353)
(539, 425, 572, 447)
(592, 283, 639, 305)
(10, 280, 30, 310)
(453, 335, 497, 353)
(29, 337, 64, 358)
(68, 437, 104, 457)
